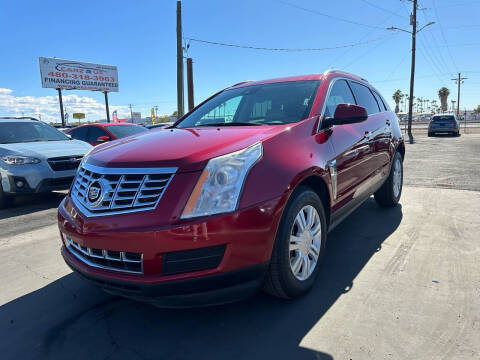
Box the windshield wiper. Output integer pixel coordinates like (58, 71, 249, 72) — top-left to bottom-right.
(196, 122, 262, 127)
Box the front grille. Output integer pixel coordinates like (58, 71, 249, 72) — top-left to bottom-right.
(65, 235, 143, 274)
(71, 163, 176, 216)
(48, 155, 83, 171)
(162, 244, 227, 275)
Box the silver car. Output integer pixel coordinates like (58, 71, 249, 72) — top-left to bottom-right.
(428, 114, 460, 137)
(0, 117, 92, 208)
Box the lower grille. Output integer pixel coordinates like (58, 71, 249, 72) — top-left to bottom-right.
(162, 244, 226, 275)
(48, 155, 83, 171)
(65, 236, 143, 274)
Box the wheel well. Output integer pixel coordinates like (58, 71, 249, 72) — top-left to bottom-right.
(297, 176, 331, 227)
(397, 142, 405, 161)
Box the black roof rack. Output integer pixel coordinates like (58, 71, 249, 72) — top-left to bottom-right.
(0, 116, 39, 121)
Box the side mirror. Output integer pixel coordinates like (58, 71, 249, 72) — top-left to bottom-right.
(97, 136, 110, 143)
(322, 103, 368, 129)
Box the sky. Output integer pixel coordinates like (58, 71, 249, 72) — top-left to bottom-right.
(0, 0, 479, 123)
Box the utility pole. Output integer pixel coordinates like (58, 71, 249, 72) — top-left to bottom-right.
(129, 104, 133, 123)
(186, 57, 194, 111)
(176, 1, 184, 118)
(388, 0, 434, 142)
(451, 73, 468, 118)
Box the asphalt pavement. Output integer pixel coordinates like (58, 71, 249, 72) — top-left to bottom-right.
(1, 134, 479, 360)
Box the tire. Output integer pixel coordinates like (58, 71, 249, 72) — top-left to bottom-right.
(428, 132, 433, 137)
(263, 186, 327, 299)
(374, 151, 403, 207)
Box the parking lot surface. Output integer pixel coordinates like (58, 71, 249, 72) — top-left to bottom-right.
(1, 134, 479, 360)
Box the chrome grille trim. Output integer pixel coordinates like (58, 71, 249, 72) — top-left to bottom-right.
(65, 235, 143, 274)
(70, 162, 177, 217)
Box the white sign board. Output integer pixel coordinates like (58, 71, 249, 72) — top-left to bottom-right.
(39, 57, 119, 92)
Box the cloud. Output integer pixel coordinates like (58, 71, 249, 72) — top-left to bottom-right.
(0, 88, 130, 123)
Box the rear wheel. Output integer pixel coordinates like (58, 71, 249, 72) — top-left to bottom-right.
(263, 187, 327, 299)
(374, 152, 403, 207)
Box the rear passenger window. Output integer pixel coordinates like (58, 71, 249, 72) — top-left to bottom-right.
(69, 127, 88, 141)
(349, 82, 380, 115)
(372, 91, 387, 112)
(324, 80, 356, 117)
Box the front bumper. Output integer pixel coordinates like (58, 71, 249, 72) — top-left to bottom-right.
(1, 163, 76, 194)
(58, 194, 287, 306)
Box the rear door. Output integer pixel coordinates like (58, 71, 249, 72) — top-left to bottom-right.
(348, 81, 385, 187)
(69, 126, 89, 143)
(324, 79, 372, 206)
(86, 126, 111, 146)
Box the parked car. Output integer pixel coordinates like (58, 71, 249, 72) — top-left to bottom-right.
(0, 117, 92, 208)
(66, 123, 148, 146)
(58, 70, 404, 307)
(145, 122, 174, 129)
(428, 114, 459, 136)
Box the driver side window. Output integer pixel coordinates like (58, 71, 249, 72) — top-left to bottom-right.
(324, 80, 356, 117)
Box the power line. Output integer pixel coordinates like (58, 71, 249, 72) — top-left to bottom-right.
(358, 0, 407, 18)
(273, 0, 385, 29)
(185, 35, 394, 52)
(431, 0, 459, 72)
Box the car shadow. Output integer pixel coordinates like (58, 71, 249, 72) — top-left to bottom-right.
(0, 198, 402, 360)
(0, 191, 66, 220)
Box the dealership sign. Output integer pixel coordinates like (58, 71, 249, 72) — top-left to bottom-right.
(39, 57, 119, 92)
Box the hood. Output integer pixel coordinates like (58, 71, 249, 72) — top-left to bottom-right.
(87, 125, 291, 172)
(0, 140, 93, 159)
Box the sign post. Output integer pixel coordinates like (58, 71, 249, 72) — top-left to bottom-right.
(39, 57, 118, 124)
(104, 91, 110, 123)
(57, 88, 65, 126)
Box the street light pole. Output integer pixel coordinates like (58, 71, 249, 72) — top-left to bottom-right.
(387, 2, 434, 143)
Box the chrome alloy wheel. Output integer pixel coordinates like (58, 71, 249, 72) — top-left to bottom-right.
(289, 205, 322, 281)
(392, 158, 402, 198)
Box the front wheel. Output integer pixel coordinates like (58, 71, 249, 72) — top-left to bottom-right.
(0, 183, 13, 209)
(263, 187, 327, 299)
(374, 151, 403, 207)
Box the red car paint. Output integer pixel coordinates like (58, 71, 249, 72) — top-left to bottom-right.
(65, 123, 147, 146)
(58, 70, 404, 306)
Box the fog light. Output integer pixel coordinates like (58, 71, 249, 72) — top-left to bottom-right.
(16, 181, 24, 188)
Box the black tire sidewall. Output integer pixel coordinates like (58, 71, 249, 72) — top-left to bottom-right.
(274, 188, 327, 298)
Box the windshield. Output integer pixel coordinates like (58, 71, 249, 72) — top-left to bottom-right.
(106, 125, 147, 138)
(432, 116, 455, 122)
(176, 80, 321, 128)
(0, 121, 69, 144)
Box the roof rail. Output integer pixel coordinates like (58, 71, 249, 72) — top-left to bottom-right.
(323, 69, 368, 82)
(230, 80, 252, 87)
(0, 116, 39, 121)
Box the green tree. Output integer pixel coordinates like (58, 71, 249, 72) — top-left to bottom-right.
(438, 87, 450, 113)
(392, 89, 403, 113)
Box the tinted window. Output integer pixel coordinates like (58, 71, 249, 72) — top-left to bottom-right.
(372, 91, 387, 112)
(432, 115, 455, 122)
(176, 80, 321, 127)
(324, 80, 356, 117)
(0, 121, 69, 144)
(106, 125, 147, 138)
(86, 127, 110, 143)
(349, 82, 380, 115)
(69, 127, 88, 141)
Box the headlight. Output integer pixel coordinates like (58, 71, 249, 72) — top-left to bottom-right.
(1, 155, 41, 165)
(181, 142, 263, 219)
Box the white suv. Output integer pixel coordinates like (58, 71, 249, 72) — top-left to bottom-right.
(0, 117, 92, 207)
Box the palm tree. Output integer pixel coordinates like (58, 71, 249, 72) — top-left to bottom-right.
(438, 87, 450, 113)
(431, 100, 438, 113)
(392, 89, 403, 113)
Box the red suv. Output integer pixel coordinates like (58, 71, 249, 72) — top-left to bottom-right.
(58, 70, 404, 307)
(66, 123, 147, 146)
